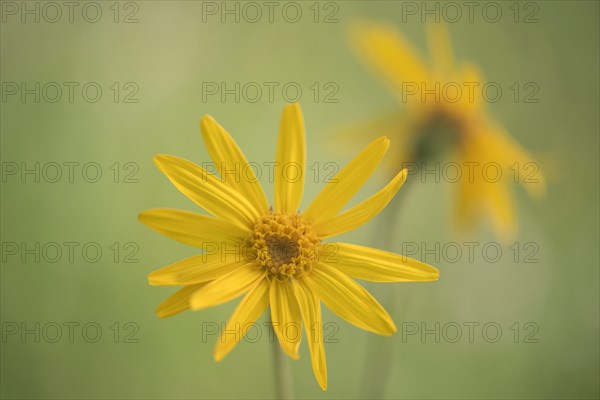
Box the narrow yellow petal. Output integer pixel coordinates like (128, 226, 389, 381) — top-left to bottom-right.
(269, 279, 302, 360)
(458, 121, 544, 239)
(426, 22, 455, 79)
(303, 263, 396, 336)
(214, 278, 270, 362)
(321, 243, 439, 282)
(155, 284, 205, 318)
(148, 252, 249, 286)
(483, 179, 516, 241)
(351, 22, 430, 95)
(305, 137, 389, 224)
(459, 62, 486, 112)
(201, 115, 269, 215)
(275, 103, 306, 213)
(139, 208, 247, 248)
(456, 178, 475, 223)
(190, 264, 265, 311)
(154, 154, 259, 230)
(483, 123, 546, 199)
(454, 151, 482, 232)
(455, 179, 477, 233)
(292, 280, 327, 391)
(313, 169, 408, 238)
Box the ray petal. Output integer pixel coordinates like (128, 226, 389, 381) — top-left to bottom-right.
(275, 103, 306, 213)
(148, 252, 249, 286)
(154, 154, 259, 230)
(139, 208, 247, 247)
(320, 242, 439, 282)
(190, 264, 265, 311)
(426, 22, 455, 79)
(155, 284, 205, 318)
(201, 115, 269, 215)
(292, 279, 327, 391)
(351, 22, 431, 95)
(313, 169, 407, 238)
(214, 278, 270, 361)
(269, 279, 303, 359)
(305, 137, 389, 224)
(303, 263, 396, 335)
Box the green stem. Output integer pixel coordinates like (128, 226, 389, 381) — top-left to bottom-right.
(360, 187, 410, 398)
(270, 316, 293, 400)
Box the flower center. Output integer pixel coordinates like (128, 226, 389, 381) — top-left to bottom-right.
(250, 211, 319, 280)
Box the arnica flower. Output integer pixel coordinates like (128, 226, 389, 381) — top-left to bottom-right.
(139, 103, 439, 390)
(351, 22, 546, 238)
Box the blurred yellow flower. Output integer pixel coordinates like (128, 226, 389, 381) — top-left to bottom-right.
(139, 103, 439, 391)
(352, 22, 545, 238)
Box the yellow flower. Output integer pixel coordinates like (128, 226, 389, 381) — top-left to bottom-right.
(139, 103, 439, 390)
(351, 22, 546, 238)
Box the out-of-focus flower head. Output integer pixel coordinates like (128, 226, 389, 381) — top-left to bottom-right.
(351, 22, 546, 239)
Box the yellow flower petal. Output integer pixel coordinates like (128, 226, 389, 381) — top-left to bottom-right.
(154, 154, 259, 230)
(214, 278, 270, 362)
(455, 175, 478, 231)
(426, 22, 455, 79)
(455, 142, 484, 232)
(292, 279, 327, 391)
(459, 62, 486, 112)
(138, 208, 247, 248)
(458, 121, 544, 239)
(351, 22, 430, 95)
(483, 179, 516, 240)
(322, 243, 439, 282)
(305, 137, 389, 224)
(201, 115, 269, 215)
(148, 253, 249, 286)
(155, 284, 205, 318)
(313, 169, 408, 238)
(190, 264, 265, 311)
(303, 263, 396, 336)
(275, 103, 306, 213)
(483, 123, 547, 199)
(269, 279, 302, 360)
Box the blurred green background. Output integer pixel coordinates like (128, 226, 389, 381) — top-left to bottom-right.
(1, 1, 598, 399)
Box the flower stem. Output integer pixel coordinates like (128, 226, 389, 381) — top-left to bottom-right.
(270, 316, 293, 399)
(361, 190, 409, 398)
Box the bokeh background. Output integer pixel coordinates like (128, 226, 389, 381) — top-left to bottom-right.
(1, 1, 598, 399)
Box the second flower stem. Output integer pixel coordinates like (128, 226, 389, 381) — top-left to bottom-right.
(361, 190, 408, 398)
